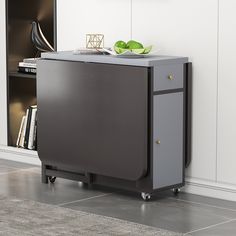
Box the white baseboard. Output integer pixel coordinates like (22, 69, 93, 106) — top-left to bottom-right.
(0, 145, 40, 166)
(0, 145, 235, 202)
(183, 177, 236, 202)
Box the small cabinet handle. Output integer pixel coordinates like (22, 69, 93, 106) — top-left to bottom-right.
(156, 140, 161, 144)
(168, 75, 174, 80)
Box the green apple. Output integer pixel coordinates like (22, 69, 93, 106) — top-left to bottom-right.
(127, 40, 143, 49)
(114, 40, 127, 49)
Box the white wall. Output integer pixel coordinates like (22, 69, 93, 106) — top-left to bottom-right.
(217, 0, 236, 185)
(0, 0, 8, 145)
(57, 0, 132, 51)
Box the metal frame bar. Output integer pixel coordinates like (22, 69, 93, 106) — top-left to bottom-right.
(184, 62, 192, 168)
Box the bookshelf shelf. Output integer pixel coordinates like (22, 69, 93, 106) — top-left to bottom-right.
(6, 0, 56, 148)
(9, 72, 36, 80)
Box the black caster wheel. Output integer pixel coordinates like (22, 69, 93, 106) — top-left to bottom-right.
(141, 192, 151, 201)
(48, 176, 56, 183)
(172, 188, 181, 195)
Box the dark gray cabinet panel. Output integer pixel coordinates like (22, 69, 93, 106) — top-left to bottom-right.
(37, 60, 149, 181)
(154, 64, 184, 91)
(153, 92, 184, 189)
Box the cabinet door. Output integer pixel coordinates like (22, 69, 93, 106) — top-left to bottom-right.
(153, 93, 184, 189)
(37, 60, 148, 181)
(217, 0, 236, 185)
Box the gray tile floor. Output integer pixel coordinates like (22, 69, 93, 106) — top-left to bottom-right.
(0, 159, 236, 235)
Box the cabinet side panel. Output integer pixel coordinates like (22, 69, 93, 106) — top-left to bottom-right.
(153, 93, 184, 189)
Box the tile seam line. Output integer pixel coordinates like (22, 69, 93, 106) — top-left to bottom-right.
(57, 192, 114, 207)
(183, 218, 236, 235)
(168, 197, 236, 212)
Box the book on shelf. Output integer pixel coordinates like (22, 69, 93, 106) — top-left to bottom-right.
(24, 107, 33, 148)
(28, 106, 37, 150)
(19, 62, 36, 68)
(23, 58, 39, 64)
(16, 116, 26, 147)
(18, 66, 36, 74)
(20, 108, 29, 148)
(32, 114, 38, 150)
(16, 105, 37, 150)
(18, 59, 37, 74)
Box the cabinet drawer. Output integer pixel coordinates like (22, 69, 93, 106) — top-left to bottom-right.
(153, 64, 184, 91)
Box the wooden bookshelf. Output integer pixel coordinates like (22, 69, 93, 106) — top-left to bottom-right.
(6, 0, 56, 147)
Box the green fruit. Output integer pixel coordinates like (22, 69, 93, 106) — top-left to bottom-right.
(114, 46, 121, 54)
(114, 46, 128, 54)
(143, 45, 152, 54)
(132, 48, 145, 54)
(127, 40, 143, 49)
(114, 40, 127, 49)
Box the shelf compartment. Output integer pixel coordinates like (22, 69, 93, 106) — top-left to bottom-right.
(6, 0, 56, 148)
